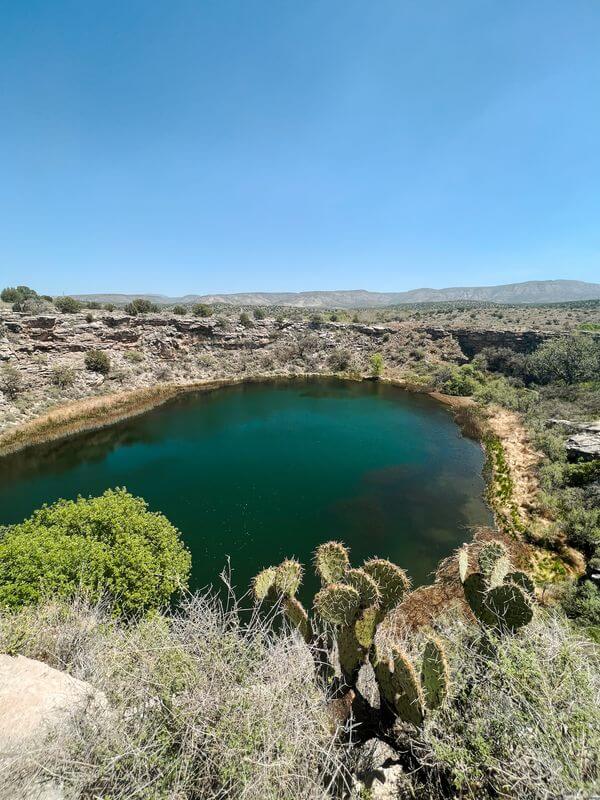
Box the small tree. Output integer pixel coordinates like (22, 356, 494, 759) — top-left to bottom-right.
(125, 298, 159, 315)
(54, 296, 83, 314)
(239, 311, 253, 328)
(193, 303, 212, 317)
(253, 307, 266, 320)
(370, 353, 384, 378)
(1, 285, 37, 304)
(85, 349, 110, 375)
(172, 305, 186, 315)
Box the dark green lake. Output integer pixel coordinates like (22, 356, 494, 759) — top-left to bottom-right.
(0, 379, 492, 597)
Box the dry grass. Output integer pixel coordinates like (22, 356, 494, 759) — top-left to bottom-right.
(0, 586, 350, 800)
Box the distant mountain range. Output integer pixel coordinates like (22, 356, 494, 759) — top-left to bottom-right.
(74, 280, 600, 309)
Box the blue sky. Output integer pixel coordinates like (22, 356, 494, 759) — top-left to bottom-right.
(1, 1, 599, 295)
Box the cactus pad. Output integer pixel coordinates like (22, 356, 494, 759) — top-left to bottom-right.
(284, 596, 311, 641)
(505, 570, 535, 596)
(458, 546, 469, 584)
(374, 657, 395, 706)
(489, 555, 510, 588)
(275, 558, 303, 597)
(314, 583, 361, 626)
(421, 635, 449, 710)
(463, 572, 490, 623)
(345, 568, 381, 608)
(391, 647, 425, 726)
(354, 604, 381, 648)
(477, 541, 508, 579)
(485, 583, 533, 632)
(337, 625, 364, 681)
(363, 559, 410, 611)
(252, 566, 277, 602)
(314, 541, 350, 585)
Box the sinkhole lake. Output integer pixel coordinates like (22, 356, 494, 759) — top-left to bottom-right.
(0, 379, 493, 596)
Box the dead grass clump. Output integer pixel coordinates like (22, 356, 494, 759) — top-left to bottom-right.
(0, 589, 349, 800)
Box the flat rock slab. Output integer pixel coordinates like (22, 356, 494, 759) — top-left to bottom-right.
(0, 654, 104, 750)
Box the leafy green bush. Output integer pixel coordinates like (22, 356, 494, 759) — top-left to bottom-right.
(564, 459, 600, 487)
(193, 303, 212, 317)
(239, 311, 253, 327)
(84, 349, 110, 374)
(124, 298, 158, 315)
(528, 335, 600, 385)
(253, 307, 266, 320)
(370, 352, 384, 377)
(562, 580, 600, 639)
(1, 285, 37, 304)
(172, 304, 186, 315)
(54, 296, 83, 314)
(0, 489, 190, 613)
(441, 364, 482, 396)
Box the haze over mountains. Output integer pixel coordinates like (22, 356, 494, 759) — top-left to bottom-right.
(74, 280, 600, 309)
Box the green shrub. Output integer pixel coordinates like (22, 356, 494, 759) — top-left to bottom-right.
(172, 304, 186, 315)
(84, 349, 110, 374)
(239, 311, 253, 327)
(562, 580, 600, 637)
(104, 303, 115, 311)
(528, 335, 600, 385)
(0, 364, 23, 399)
(0, 489, 191, 614)
(370, 352, 384, 378)
(54, 296, 83, 314)
(193, 303, 212, 317)
(51, 365, 76, 389)
(124, 298, 158, 315)
(253, 307, 266, 320)
(441, 364, 482, 396)
(564, 459, 600, 487)
(1, 285, 37, 304)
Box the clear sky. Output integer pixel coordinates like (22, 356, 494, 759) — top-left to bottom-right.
(1, 1, 599, 296)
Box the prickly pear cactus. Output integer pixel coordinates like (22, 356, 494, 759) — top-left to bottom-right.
(420, 635, 449, 710)
(284, 596, 311, 641)
(505, 570, 535, 596)
(484, 583, 533, 632)
(354, 605, 381, 648)
(252, 566, 277, 602)
(458, 546, 469, 584)
(390, 647, 425, 726)
(477, 541, 508, 580)
(314, 583, 361, 626)
(314, 541, 350, 585)
(363, 559, 410, 612)
(463, 572, 490, 623)
(345, 567, 381, 608)
(337, 625, 364, 681)
(275, 558, 303, 597)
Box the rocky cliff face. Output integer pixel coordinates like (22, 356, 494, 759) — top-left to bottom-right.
(0, 310, 467, 435)
(0, 309, 559, 437)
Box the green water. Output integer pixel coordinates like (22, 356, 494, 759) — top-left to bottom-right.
(0, 379, 492, 597)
